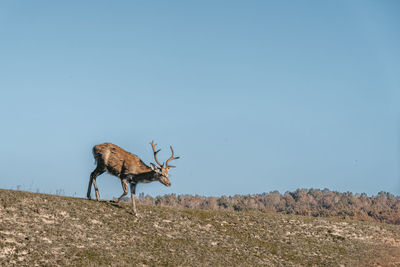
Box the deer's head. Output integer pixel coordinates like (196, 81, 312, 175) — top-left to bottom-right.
(150, 141, 180, 187)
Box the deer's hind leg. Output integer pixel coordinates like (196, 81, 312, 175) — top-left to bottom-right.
(87, 166, 105, 201)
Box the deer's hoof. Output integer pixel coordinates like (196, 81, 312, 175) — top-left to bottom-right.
(131, 212, 141, 218)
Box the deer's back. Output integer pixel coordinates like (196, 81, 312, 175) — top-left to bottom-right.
(93, 143, 150, 176)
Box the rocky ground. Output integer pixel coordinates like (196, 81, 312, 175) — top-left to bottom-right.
(1, 189, 400, 266)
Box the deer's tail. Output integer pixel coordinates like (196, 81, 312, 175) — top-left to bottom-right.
(92, 146, 99, 165)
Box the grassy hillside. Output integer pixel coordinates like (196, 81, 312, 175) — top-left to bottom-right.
(1, 189, 400, 266)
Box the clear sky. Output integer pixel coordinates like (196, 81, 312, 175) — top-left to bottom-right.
(0, 1, 399, 199)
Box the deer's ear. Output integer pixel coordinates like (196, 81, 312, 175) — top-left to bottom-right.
(150, 163, 157, 170)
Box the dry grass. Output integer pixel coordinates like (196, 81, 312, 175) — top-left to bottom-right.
(1, 189, 400, 266)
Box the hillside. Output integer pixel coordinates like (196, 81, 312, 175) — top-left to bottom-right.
(1, 189, 400, 266)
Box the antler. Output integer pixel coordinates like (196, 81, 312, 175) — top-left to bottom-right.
(165, 146, 180, 168)
(150, 141, 164, 167)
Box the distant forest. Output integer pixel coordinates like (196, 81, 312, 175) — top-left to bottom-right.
(124, 189, 400, 225)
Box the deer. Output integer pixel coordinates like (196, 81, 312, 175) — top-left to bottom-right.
(87, 141, 179, 217)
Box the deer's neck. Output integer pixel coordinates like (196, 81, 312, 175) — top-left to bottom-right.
(129, 170, 157, 184)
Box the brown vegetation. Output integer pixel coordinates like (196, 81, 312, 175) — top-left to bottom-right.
(132, 189, 400, 225)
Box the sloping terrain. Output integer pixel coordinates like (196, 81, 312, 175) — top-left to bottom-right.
(1, 189, 400, 266)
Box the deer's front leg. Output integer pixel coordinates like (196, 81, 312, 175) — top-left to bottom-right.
(113, 179, 129, 203)
(129, 183, 139, 217)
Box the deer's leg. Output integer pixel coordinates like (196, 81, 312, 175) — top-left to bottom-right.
(114, 179, 129, 203)
(92, 178, 100, 201)
(129, 183, 138, 217)
(87, 167, 105, 200)
(87, 172, 96, 200)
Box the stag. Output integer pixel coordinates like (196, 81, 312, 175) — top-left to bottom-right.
(87, 141, 179, 217)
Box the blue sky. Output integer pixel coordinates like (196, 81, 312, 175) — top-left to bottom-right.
(0, 1, 399, 199)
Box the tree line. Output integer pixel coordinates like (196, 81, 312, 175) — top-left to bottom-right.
(125, 188, 400, 224)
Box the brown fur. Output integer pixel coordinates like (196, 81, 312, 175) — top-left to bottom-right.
(93, 143, 151, 176)
(87, 142, 179, 217)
